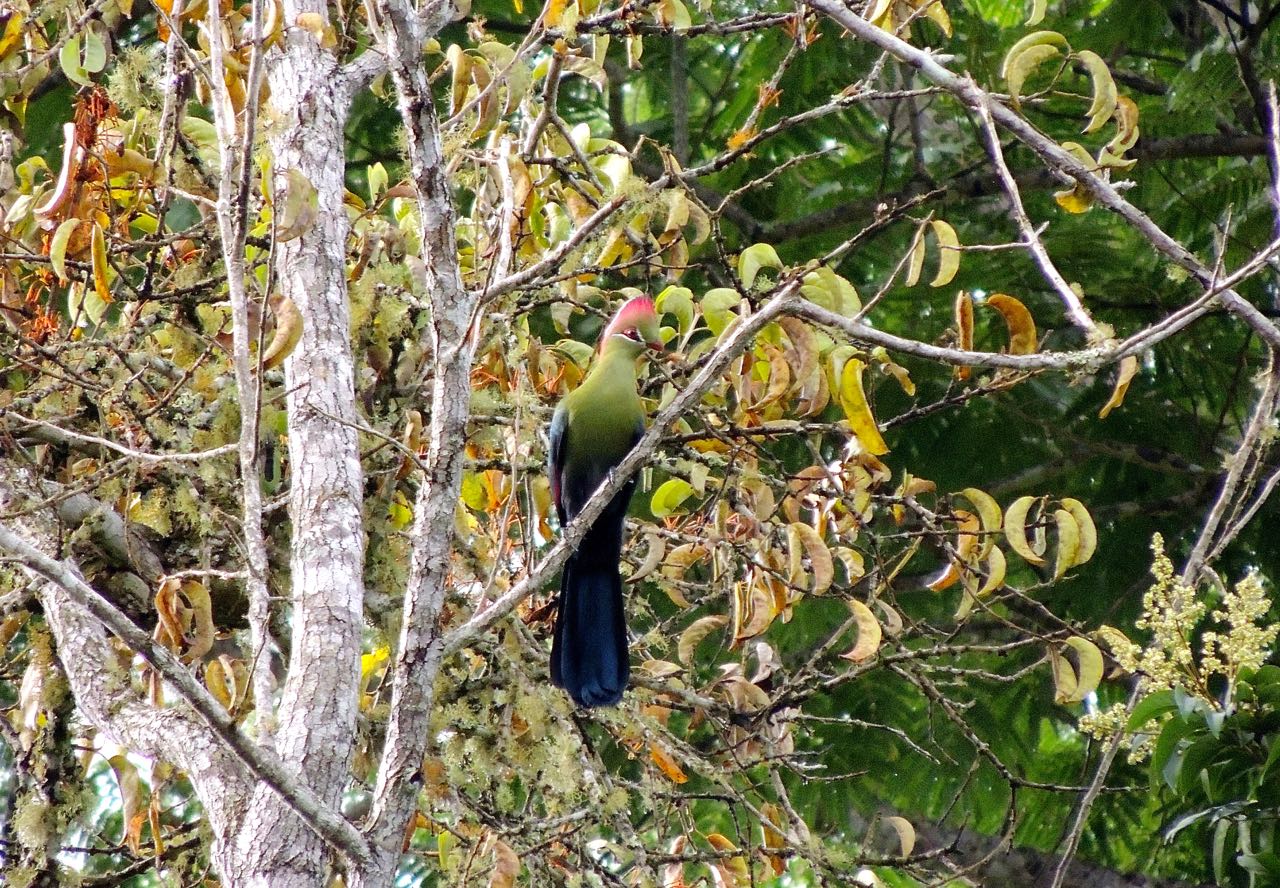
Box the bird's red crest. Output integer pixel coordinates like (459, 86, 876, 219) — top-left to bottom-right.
(602, 296, 658, 342)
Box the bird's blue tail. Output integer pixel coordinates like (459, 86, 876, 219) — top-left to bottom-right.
(551, 553, 629, 707)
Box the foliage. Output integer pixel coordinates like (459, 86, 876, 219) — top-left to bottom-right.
(0, 0, 1277, 886)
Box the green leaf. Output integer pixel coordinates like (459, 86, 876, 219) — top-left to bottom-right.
(737, 243, 782, 290)
(59, 36, 92, 87)
(1127, 689, 1177, 730)
(655, 286, 695, 336)
(367, 162, 388, 200)
(50, 218, 80, 283)
(701, 288, 740, 336)
(650, 478, 695, 518)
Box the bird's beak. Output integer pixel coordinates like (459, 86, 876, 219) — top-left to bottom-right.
(647, 340, 665, 352)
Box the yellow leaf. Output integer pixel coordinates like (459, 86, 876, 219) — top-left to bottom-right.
(1054, 184, 1095, 213)
(262, 295, 303, 369)
(205, 659, 233, 708)
(958, 487, 1002, 559)
(986, 293, 1037, 354)
(1006, 42, 1063, 108)
(0, 13, 25, 60)
(651, 478, 696, 518)
(90, 222, 112, 304)
(841, 599, 882, 662)
(761, 803, 787, 876)
(1004, 495, 1045, 566)
(787, 522, 834, 594)
(926, 509, 981, 591)
(1052, 508, 1080, 579)
(978, 545, 1007, 596)
(920, 0, 952, 37)
(1000, 30, 1070, 79)
(650, 743, 688, 784)
(1075, 50, 1117, 134)
(706, 833, 748, 887)
(1098, 355, 1138, 418)
(1059, 498, 1097, 565)
(839, 358, 889, 456)
(294, 12, 336, 48)
(904, 223, 926, 286)
(1055, 637, 1104, 704)
(677, 614, 727, 664)
(929, 219, 960, 288)
(1027, 0, 1048, 26)
(1109, 95, 1140, 153)
(49, 218, 80, 283)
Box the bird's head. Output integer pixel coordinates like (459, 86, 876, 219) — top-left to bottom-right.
(599, 296, 664, 357)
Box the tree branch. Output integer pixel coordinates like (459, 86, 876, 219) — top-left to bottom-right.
(0, 466, 372, 867)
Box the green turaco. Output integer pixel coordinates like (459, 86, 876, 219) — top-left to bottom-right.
(548, 297, 663, 707)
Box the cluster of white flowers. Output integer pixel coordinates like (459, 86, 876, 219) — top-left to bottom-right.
(1201, 570, 1278, 679)
(1081, 534, 1278, 755)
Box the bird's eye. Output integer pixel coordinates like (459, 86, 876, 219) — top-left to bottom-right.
(623, 328, 642, 341)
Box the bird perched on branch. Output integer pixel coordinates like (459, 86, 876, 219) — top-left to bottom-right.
(548, 297, 663, 707)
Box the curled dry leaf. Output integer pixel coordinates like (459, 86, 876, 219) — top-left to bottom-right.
(1099, 355, 1138, 418)
(1052, 508, 1080, 579)
(1004, 495, 1046, 566)
(958, 487, 1002, 559)
(650, 743, 689, 784)
(927, 509, 981, 592)
(838, 358, 890, 456)
(1075, 50, 1118, 134)
(904, 223, 926, 286)
(487, 837, 520, 888)
(787, 522, 834, 594)
(929, 219, 960, 288)
(841, 599, 882, 662)
(884, 815, 916, 856)
(1052, 636, 1104, 704)
(262, 294, 303, 369)
(1059, 498, 1097, 565)
(677, 614, 727, 664)
(986, 294, 1037, 354)
(955, 290, 974, 380)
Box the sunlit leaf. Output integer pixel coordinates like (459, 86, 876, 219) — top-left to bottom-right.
(986, 293, 1037, 354)
(651, 478, 696, 518)
(838, 358, 890, 456)
(1004, 495, 1046, 565)
(1052, 508, 1080, 579)
(929, 220, 960, 288)
(1059, 498, 1097, 565)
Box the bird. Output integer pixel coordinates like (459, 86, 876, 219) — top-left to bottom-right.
(548, 296, 663, 707)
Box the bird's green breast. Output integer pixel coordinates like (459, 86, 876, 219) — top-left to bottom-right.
(562, 349, 644, 465)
